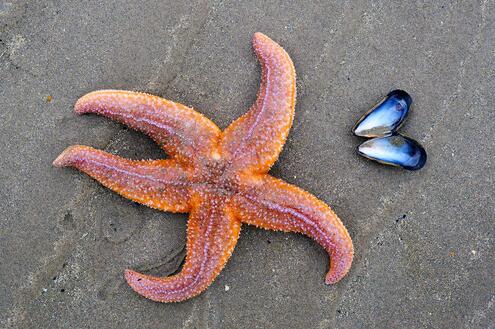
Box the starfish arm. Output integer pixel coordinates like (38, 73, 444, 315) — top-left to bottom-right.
(234, 175, 353, 284)
(75, 90, 221, 163)
(125, 194, 241, 302)
(53, 145, 191, 212)
(221, 33, 296, 173)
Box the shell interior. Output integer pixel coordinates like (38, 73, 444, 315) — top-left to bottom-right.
(353, 90, 412, 138)
(357, 134, 427, 170)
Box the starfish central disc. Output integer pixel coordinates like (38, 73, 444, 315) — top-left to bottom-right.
(53, 32, 354, 303)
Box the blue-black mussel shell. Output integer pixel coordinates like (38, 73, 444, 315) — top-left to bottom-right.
(357, 134, 427, 170)
(353, 90, 412, 137)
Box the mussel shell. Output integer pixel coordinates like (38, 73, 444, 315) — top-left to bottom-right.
(357, 134, 426, 170)
(353, 90, 412, 137)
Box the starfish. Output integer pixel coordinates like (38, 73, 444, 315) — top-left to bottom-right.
(53, 33, 354, 302)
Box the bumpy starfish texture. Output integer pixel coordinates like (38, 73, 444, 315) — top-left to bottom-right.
(54, 33, 354, 302)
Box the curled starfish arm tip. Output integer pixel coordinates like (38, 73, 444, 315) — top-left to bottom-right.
(325, 246, 354, 284)
(124, 268, 139, 284)
(52, 145, 79, 167)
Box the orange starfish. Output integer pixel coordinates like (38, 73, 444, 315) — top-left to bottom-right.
(53, 33, 354, 302)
